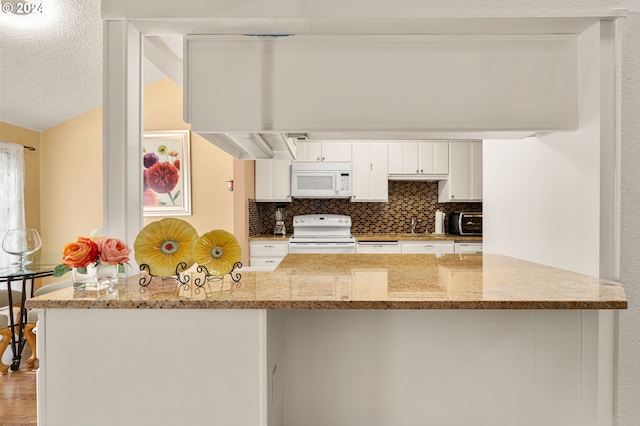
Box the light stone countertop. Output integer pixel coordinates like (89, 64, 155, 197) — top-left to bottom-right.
(249, 233, 482, 242)
(27, 254, 626, 310)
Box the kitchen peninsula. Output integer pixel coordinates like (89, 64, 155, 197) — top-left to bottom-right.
(28, 254, 625, 426)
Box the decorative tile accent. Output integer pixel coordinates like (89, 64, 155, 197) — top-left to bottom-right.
(248, 199, 261, 237)
(255, 181, 482, 235)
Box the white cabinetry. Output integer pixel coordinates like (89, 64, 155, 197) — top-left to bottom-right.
(454, 242, 483, 254)
(388, 141, 449, 179)
(37, 309, 280, 426)
(351, 142, 388, 202)
(250, 240, 289, 268)
(356, 241, 401, 254)
(255, 159, 291, 202)
(296, 141, 351, 162)
(439, 141, 483, 202)
(400, 241, 455, 255)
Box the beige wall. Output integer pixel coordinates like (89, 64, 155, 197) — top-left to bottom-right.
(143, 78, 235, 237)
(0, 123, 41, 237)
(3, 78, 236, 281)
(39, 108, 103, 264)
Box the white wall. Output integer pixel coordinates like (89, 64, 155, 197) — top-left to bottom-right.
(618, 10, 640, 425)
(483, 23, 602, 277)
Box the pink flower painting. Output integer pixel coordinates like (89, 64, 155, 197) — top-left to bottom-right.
(142, 131, 191, 216)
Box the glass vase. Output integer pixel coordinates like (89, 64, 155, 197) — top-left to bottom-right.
(72, 263, 118, 290)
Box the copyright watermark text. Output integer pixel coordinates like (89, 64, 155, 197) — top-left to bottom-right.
(1, 1, 43, 15)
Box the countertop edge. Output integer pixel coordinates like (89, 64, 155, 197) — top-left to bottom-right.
(27, 299, 627, 310)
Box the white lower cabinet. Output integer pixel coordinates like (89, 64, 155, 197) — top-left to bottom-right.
(400, 241, 455, 255)
(38, 309, 278, 426)
(454, 242, 483, 254)
(356, 241, 401, 254)
(250, 240, 289, 268)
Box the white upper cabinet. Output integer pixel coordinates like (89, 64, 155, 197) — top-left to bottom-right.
(351, 142, 388, 202)
(295, 141, 352, 162)
(438, 141, 483, 202)
(255, 159, 292, 202)
(184, 35, 578, 135)
(388, 141, 449, 179)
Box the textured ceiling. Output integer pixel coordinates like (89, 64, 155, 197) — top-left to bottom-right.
(0, 0, 166, 132)
(0, 0, 102, 131)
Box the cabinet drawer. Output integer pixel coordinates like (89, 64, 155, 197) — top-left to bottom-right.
(356, 242, 401, 254)
(454, 242, 483, 254)
(400, 241, 455, 254)
(250, 242, 289, 257)
(250, 257, 284, 268)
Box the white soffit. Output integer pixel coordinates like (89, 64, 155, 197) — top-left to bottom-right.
(130, 17, 604, 36)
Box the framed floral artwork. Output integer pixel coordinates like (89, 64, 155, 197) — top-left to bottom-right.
(142, 130, 192, 216)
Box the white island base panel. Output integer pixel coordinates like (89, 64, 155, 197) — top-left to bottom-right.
(36, 309, 616, 426)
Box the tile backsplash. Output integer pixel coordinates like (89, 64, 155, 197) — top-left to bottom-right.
(250, 181, 482, 236)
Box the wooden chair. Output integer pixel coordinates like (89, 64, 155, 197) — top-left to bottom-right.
(0, 289, 22, 374)
(24, 281, 73, 367)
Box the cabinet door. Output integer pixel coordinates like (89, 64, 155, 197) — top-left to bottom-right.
(387, 143, 403, 175)
(255, 160, 274, 200)
(352, 142, 388, 202)
(273, 160, 292, 201)
(470, 143, 483, 200)
(418, 142, 435, 174)
(322, 141, 352, 162)
(255, 160, 291, 201)
(403, 142, 420, 174)
(449, 142, 470, 200)
(294, 141, 309, 161)
(351, 142, 369, 201)
(369, 142, 388, 201)
(306, 141, 323, 161)
(434, 142, 449, 174)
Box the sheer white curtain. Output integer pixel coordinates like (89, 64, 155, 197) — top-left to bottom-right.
(0, 141, 26, 268)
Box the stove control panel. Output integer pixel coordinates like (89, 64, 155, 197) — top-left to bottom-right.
(293, 214, 352, 228)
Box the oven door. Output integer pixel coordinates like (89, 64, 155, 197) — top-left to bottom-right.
(289, 241, 356, 254)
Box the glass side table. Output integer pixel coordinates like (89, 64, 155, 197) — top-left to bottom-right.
(0, 265, 55, 370)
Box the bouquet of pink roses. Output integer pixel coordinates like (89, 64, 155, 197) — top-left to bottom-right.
(53, 235, 131, 277)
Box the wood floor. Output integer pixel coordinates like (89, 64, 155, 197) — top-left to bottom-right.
(0, 345, 37, 426)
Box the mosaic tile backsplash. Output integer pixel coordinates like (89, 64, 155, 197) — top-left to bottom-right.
(250, 181, 482, 236)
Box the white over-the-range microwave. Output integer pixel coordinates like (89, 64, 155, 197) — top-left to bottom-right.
(290, 162, 352, 198)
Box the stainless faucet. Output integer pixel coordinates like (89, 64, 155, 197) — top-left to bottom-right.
(410, 217, 421, 234)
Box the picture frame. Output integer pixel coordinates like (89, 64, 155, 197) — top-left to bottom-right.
(142, 130, 192, 217)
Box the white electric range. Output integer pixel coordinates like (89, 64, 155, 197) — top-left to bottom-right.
(288, 214, 356, 254)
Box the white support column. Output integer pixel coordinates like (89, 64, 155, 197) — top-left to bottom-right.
(102, 20, 143, 271)
(599, 19, 621, 282)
